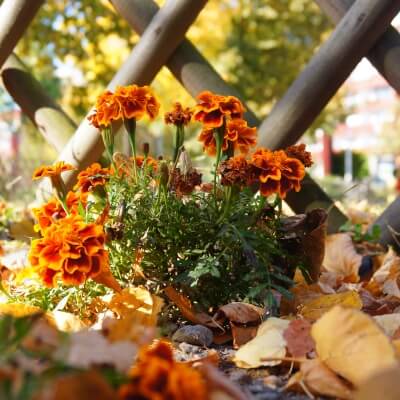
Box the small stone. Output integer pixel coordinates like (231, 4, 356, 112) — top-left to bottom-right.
(172, 324, 213, 347)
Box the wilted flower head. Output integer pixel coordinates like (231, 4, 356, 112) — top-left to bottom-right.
(119, 341, 207, 400)
(164, 102, 192, 126)
(170, 168, 202, 197)
(193, 90, 244, 129)
(29, 214, 110, 287)
(219, 155, 254, 187)
(285, 144, 313, 167)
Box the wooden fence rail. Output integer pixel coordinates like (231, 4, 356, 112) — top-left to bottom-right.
(58, 0, 207, 189)
(0, 0, 399, 241)
(111, 0, 348, 232)
(316, 0, 400, 92)
(258, 0, 400, 151)
(0, 0, 44, 69)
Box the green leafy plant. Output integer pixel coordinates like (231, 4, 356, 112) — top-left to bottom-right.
(27, 87, 313, 312)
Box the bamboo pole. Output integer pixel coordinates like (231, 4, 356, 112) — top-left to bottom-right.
(111, 0, 347, 232)
(58, 0, 207, 188)
(257, 0, 400, 150)
(0, 0, 44, 69)
(316, 0, 400, 92)
(1, 53, 76, 151)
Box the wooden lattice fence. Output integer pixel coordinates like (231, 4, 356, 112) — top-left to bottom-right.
(0, 0, 399, 244)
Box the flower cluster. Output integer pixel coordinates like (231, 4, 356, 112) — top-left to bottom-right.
(29, 214, 109, 287)
(73, 162, 112, 193)
(119, 341, 207, 400)
(195, 92, 256, 156)
(31, 160, 118, 289)
(193, 90, 244, 128)
(219, 147, 308, 199)
(32, 191, 83, 234)
(88, 85, 160, 128)
(30, 86, 314, 307)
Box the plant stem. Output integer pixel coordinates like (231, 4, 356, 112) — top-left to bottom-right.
(213, 126, 224, 209)
(125, 119, 137, 181)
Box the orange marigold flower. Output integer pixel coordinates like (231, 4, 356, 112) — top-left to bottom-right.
(32, 162, 75, 180)
(225, 119, 257, 154)
(193, 90, 244, 129)
(198, 118, 256, 156)
(114, 85, 160, 121)
(198, 128, 218, 156)
(88, 90, 123, 128)
(250, 148, 281, 197)
(74, 163, 111, 193)
(164, 102, 192, 126)
(119, 341, 207, 400)
(285, 143, 313, 167)
(219, 155, 255, 187)
(276, 150, 305, 198)
(250, 148, 305, 198)
(29, 214, 109, 287)
(32, 191, 84, 233)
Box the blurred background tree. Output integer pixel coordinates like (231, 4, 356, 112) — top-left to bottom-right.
(0, 0, 346, 202)
(15, 0, 343, 128)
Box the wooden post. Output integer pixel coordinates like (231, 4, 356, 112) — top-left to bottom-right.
(257, 0, 400, 150)
(316, 0, 400, 92)
(373, 198, 400, 248)
(111, 0, 348, 231)
(1, 53, 76, 151)
(0, 0, 44, 69)
(58, 0, 207, 188)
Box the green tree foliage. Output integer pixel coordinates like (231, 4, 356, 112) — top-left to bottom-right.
(14, 0, 343, 132)
(226, 0, 345, 133)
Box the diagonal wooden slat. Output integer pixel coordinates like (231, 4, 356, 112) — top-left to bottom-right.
(1, 53, 76, 151)
(257, 0, 400, 151)
(316, 0, 400, 92)
(316, 0, 400, 246)
(58, 0, 207, 188)
(373, 198, 400, 248)
(0, 0, 44, 69)
(111, 0, 348, 232)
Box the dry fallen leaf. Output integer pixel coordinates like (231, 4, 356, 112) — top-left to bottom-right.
(214, 302, 264, 348)
(286, 358, 353, 399)
(46, 310, 87, 332)
(165, 286, 219, 328)
(323, 233, 362, 279)
(354, 366, 400, 400)
(280, 282, 323, 315)
(59, 330, 137, 373)
(300, 290, 362, 321)
(311, 305, 399, 387)
(366, 248, 400, 297)
(215, 302, 263, 325)
(283, 319, 315, 357)
(233, 317, 289, 368)
(373, 313, 400, 337)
